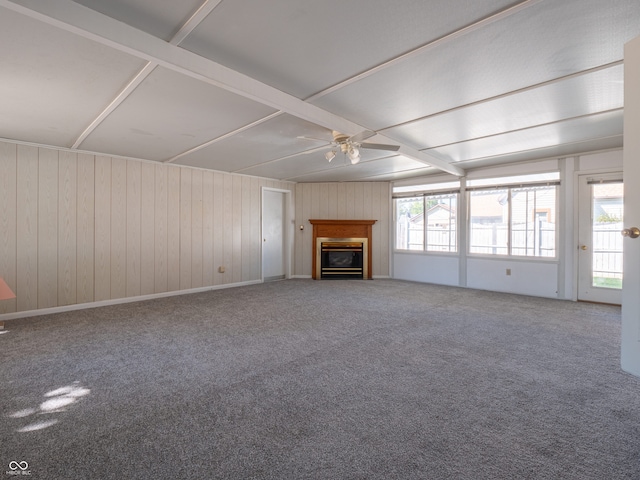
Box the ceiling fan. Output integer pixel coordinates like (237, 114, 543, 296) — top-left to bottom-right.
(299, 130, 400, 165)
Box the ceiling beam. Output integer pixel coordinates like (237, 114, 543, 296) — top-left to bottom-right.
(166, 112, 283, 164)
(71, 0, 224, 149)
(305, 0, 543, 103)
(381, 60, 624, 133)
(0, 0, 464, 176)
(71, 61, 156, 149)
(425, 107, 624, 151)
(171, 0, 223, 45)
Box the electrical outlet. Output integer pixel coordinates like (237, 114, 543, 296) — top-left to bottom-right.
(506, 268, 511, 276)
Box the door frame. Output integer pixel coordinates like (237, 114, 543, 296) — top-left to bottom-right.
(261, 187, 292, 282)
(576, 172, 623, 304)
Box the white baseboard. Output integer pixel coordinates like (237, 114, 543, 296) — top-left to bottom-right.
(290, 275, 390, 280)
(0, 280, 262, 322)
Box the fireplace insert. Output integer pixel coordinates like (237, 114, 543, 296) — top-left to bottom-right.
(320, 241, 364, 279)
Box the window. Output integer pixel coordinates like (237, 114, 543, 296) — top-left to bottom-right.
(395, 191, 458, 253)
(396, 196, 424, 250)
(394, 174, 557, 258)
(510, 186, 556, 257)
(468, 189, 509, 255)
(469, 178, 557, 257)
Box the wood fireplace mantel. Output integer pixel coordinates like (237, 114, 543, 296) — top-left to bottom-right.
(309, 219, 376, 279)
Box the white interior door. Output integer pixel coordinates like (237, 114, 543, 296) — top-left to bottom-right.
(262, 189, 287, 281)
(621, 35, 640, 376)
(577, 175, 623, 305)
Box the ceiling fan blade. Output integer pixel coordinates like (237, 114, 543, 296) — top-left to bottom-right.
(348, 130, 376, 143)
(360, 142, 400, 151)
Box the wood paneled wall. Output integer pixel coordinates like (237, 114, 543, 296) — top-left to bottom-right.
(294, 182, 391, 277)
(0, 140, 293, 315)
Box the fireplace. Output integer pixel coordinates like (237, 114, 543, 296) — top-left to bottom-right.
(317, 238, 368, 279)
(309, 220, 376, 280)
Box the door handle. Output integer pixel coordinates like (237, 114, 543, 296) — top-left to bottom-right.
(621, 227, 640, 239)
(580, 245, 588, 251)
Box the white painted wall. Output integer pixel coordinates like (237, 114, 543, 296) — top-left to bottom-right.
(393, 253, 459, 286)
(578, 150, 623, 172)
(467, 258, 558, 298)
(0, 139, 294, 318)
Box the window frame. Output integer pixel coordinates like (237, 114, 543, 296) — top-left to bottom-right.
(467, 181, 559, 259)
(394, 188, 460, 254)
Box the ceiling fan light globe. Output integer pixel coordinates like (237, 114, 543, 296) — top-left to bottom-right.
(347, 146, 360, 164)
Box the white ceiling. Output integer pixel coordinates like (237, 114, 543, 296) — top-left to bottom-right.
(0, 0, 638, 182)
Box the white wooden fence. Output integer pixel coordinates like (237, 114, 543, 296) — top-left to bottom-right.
(469, 221, 555, 257)
(592, 222, 623, 280)
(398, 219, 623, 281)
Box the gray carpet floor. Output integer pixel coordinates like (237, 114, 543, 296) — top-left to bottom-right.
(1, 279, 639, 479)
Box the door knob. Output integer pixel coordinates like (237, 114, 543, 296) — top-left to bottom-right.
(621, 227, 640, 239)
(580, 245, 588, 251)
